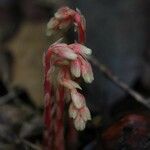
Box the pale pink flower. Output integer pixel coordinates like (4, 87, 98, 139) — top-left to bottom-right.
(69, 43, 93, 80)
(46, 7, 76, 36)
(74, 114, 85, 131)
(45, 42, 93, 131)
(71, 90, 86, 109)
(70, 58, 81, 78)
(69, 102, 91, 130)
(69, 43, 92, 56)
(60, 79, 82, 90)
(50, 44, 77, 60)
(80, 57, 94, 83)
(46, 7, 86, 43)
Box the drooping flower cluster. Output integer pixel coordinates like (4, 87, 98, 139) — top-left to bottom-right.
(46, 42, 93, 130)
(46, 7, 86, 44)
(44, 6, 93, 149)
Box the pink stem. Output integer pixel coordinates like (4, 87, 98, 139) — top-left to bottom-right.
(74, 13, 86, 44)
(44, 51, 54, 150)
(54, 87, 65, 150)
(44, 50, 66, 150)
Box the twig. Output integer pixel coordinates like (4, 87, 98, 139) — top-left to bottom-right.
(0, 132, 42, 150)
(88, 56, 150, 109)
(21, 139, 42, 150)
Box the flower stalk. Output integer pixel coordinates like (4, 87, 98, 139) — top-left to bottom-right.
(43, 7, 94, 150)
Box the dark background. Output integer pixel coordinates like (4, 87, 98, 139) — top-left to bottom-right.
(0, 0, 150, 149)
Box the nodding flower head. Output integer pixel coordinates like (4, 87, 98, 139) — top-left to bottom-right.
(46, 7, 86, 44)
(54, 7, 75, 20)
(46, 42, 94, 130)
(69, 103, 91, 131)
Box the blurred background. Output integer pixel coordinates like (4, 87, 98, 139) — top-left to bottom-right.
(0, 0, 149, 149)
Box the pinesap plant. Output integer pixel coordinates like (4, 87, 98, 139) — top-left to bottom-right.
(43, 7, 94, 150)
